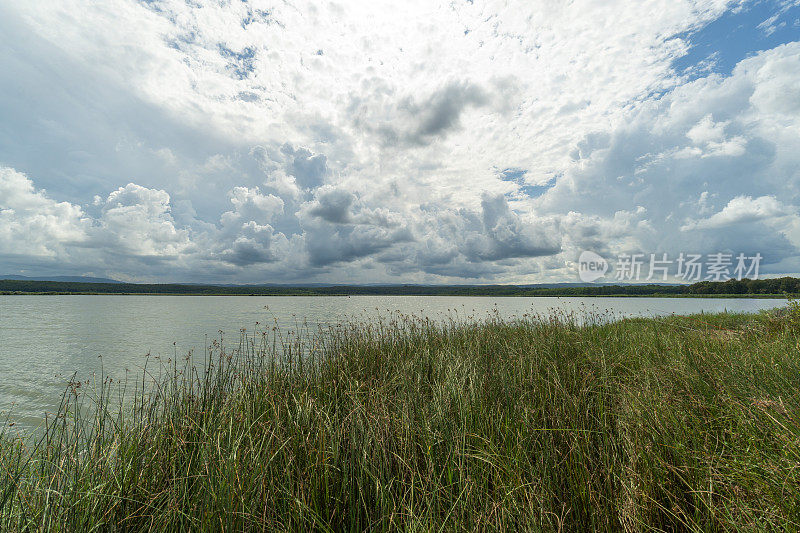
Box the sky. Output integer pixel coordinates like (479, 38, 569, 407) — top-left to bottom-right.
(0, 0, 798, 284)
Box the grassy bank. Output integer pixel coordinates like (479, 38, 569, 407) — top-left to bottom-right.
(1, 308, 799, 531)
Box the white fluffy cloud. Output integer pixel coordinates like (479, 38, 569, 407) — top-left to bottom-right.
(0, 0, 798, 282)
(540, 42, 800, 277)
(96, 183, 191, 257)
(681, 195, 791, 230)
(0, 167, 89, 258)
(0, 170, 194, 277)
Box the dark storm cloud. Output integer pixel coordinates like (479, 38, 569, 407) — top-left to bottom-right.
(349, 80, 492, 147)
(470, 193, 562, 261)
(281, 144, 328, 190)
(221, 240, 275, 266)
(406, 81, 489, 143)
(308, 189, 354, 224)
(305, 225, 414, 268)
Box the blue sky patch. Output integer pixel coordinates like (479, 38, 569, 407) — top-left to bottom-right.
(673, 0, 800, 79)
(218, 45, 257, 79)
(500, 168, 557, 198)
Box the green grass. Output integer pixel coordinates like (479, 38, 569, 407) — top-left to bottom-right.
(1, 308, 799, 531)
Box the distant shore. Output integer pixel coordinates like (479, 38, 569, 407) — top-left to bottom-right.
(1, 276, 798, 298)
(0, 290, 790, 298)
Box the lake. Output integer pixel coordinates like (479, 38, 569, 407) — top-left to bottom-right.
(0, 295, 786, 428)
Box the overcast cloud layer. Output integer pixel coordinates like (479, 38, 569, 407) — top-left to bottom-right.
(1, 0, 798, 283)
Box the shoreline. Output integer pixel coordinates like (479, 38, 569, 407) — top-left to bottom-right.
(0, 291, 790, 298)
(3, 277, 798, 298)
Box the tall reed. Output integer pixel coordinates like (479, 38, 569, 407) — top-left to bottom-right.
(1, 309, 799, 531)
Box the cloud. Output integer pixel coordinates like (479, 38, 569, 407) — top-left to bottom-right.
(299, 187, 413, 267)
(281, 144, 328, 190)
(0, 167, 89, 258)
(403, 81, 491, 144)
(218, 221, 282, 267)
(681, 195, 791, 229)
(538, 41, 800, 273)
(205, 186, 287, 267)
(348, 79, 520, 149)
(95, 183, 190, 258)
(0, 169, 194, 274)
(469, 193, 561, 261)
(1, 1, 799, 282)
(221, 187, 284, 228)
(307, 188, 354, 224)
(365, 196, 562, 279)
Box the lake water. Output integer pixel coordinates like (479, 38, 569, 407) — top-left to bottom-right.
(0, 295, 786, 428)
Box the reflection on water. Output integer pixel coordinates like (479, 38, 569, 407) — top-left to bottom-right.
(0, 295, 786, 428)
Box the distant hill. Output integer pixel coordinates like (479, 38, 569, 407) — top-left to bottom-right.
(0, 275, 122, 284)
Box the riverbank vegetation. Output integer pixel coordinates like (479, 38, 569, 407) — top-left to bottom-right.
(1, 307, 799, 530)
(1, 276, 799, 297)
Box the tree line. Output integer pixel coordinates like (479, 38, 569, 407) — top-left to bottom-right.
(1, 277, 798, 296)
